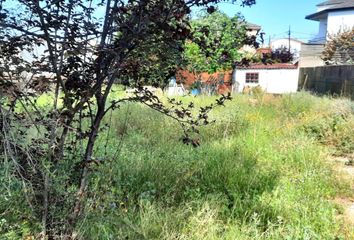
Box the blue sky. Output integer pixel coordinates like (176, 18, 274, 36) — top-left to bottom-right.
(217, 0, 322, 43)
(4, 0, 321, 43)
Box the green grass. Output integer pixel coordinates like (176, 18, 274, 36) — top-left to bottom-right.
(78, 92, 354, 239)
(2, 91, 354, 239)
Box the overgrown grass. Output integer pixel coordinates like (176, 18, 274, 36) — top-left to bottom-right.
(1, 91, 354, 239)
(79, 92, 354, 239)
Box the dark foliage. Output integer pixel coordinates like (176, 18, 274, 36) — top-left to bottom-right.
(261, 47, 294, 64)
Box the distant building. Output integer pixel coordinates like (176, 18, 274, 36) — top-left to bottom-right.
(300, 0, 354, 67)
(240, 22, 262, 54)
(270, 38, 304, 59)
(306, 0, 354, 44)
(233, 63, 299, 94)
(245, 22, 262, 37)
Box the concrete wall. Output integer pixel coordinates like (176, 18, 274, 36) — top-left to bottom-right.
(327, 10, 354, 36)
(233, 68, 299, 94)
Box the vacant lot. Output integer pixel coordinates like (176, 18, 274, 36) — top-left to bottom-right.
(1, 91, 354, 239)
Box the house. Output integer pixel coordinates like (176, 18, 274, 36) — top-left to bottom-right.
(300, 0, 354, 67)
(245, 22, 262, 37)
(306, 0, 354, 44)
(232, 63, 299, 94)
(239, 22, 262, 54)
(270, 38, 304, 59)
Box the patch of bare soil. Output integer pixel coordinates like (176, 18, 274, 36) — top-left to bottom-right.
(330, 154, 354, 238)
(333, 197, 354, 224)
(332, 155, 354, 188)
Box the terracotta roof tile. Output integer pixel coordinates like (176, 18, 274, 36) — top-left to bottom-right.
(236, 63, 298, 70)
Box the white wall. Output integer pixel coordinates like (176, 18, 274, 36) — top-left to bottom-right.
(233, 69, 299, 94)
(327, 10, 354, 36)
(310, 10, 354, 44)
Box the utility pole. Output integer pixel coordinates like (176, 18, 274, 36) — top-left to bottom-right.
(288, 25, 291, 54)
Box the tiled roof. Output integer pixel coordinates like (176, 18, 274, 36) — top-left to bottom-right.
(307, 0, 354, 20)
(245, 22, 261, 30)
(236, 63, 298, 70)
(239, 21, 261, 30)
(317, 0, 354, 9)
(257, 48, 272, 54)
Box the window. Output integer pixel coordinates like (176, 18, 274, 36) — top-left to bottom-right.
(245, 73, 259, 83)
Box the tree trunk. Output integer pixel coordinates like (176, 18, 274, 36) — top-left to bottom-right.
(66, 99, 106, 237)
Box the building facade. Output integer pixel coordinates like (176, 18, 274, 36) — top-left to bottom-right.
(306, 0, 354, 44)
(233, 63, 299, 94)
(300, 0, 354, 67)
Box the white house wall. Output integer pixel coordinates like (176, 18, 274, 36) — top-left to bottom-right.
(233, 69, 299, 94)
(327, 10, 354, 36)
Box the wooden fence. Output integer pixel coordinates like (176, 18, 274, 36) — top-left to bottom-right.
(298, 65, 354, 98)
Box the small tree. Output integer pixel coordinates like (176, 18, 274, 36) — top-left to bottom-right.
(322, 28, 354, 65)
(0, 0, 254, 238)
(183, 10, 254, 76)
